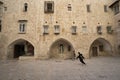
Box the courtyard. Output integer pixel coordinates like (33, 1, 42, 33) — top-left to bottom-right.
(0, 56, 120, 80)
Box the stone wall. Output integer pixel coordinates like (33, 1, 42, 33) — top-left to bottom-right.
(0, 0, 116, 60)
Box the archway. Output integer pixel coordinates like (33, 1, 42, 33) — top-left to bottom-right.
(7, 39, 34, 59)
(49, 38, 75, 59)
(89, 38, 112, 58)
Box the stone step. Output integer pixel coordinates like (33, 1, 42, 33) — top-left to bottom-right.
(19, 56, 35, 60)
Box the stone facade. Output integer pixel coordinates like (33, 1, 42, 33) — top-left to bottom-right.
(0, 0, 119, 60)
(110, 0, 120, 54)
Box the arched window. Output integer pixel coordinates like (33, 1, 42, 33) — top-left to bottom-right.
(59, 44, 64, 53)
(24, 3, 28, 12)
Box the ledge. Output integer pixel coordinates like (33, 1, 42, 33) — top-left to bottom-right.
(19, 56, 35, 60)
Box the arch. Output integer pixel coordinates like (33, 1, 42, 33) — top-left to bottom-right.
(89, 38, 113, 58)
(7, 38, 34, 59)
(49, 38, 75, 59)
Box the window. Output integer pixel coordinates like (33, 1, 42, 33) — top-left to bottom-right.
(0, 20, 1, 32)
(19, 23, 26, 33)
(24, 3, 28, 12)
(68, 4, 72, 11)
(4, 7, 7, 11)
(59, 44, 64, 53)
(99, 45, 104, 52)
(18, 20, 27, 33)
(106, 26, 113, 34)
(54, 25, 60, 34)
(82, 26, 87, 33)
(86, 4, 91, 12)
(44, 1, 54, 13)
(97, 26, 102, 34)
(43, 25, 49, 34)
(71, 26, 77, 34)
(0, 2, 3, 14)
(112, 3, 119, 15)
(104, 5, 108, 12)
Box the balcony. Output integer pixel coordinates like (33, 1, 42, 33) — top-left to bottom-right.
(97, 26, 102, 35)
(106, 26, 113, 34)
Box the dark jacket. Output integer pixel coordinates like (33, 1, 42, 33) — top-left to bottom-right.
(77, 53, 85, 60)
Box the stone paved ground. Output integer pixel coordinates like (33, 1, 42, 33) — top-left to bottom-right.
(0, 56, 120, 80)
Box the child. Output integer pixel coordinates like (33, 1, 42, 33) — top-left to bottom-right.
(76, 52, 86, 65)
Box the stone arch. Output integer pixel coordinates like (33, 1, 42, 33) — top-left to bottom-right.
(49, 38, 75, 59)
(89, 38, 113, 58)
(7, 38, 34, 59)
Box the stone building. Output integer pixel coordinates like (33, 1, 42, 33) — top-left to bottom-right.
(109, 0, 120, 55)
(0, 0, 119, 60)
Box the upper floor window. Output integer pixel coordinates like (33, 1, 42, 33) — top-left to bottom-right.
(0, 20, 1, 32)
(43, 25, 49, 34)
(104, 5, 108, 12)
(0, 2, 3, 14)
(112, 2, 119, 15)
(82, 26, 87, 33)
(24, 3, 28, 12)
(54, 25, 60, 34)
(18, 20, 27, 33)
(71, 26, 77, 34)
(68, 4, 72, 11)
(4, 7, 7, 11)
(44, 1, 54, 13)
(97, 26, 102, 34)
(106, 26, 113, 34)
(86, 4, 91, 12)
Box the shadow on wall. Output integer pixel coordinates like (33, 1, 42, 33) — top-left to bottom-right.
(89, 38, 113, 58)
(7, 39, 34, 59)
(49, 38, 75, 60)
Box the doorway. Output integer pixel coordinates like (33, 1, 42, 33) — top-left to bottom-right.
(14, 45, 25, 58)
(7, 39, 34, 59)
(92, 47, 98, 57)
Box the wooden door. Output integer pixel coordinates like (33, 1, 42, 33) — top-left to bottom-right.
(92, 47, 98, 57)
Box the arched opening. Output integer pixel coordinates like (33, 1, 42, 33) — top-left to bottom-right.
(89, 38, 112, 58)
(49, 38, 75, 59)
(24, 3, 28, 12)
(7, 39, 34, 59)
